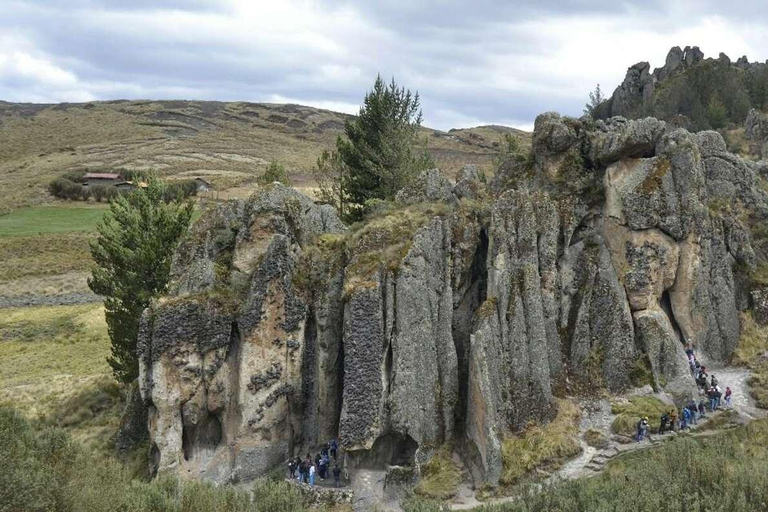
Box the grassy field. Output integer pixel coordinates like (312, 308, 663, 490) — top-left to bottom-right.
(0, 204, 107, 236)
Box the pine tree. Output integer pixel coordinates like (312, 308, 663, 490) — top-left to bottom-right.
(335, 75, 432, 219)
(584, 84, 605, 115)
(88, 178, 193, 383)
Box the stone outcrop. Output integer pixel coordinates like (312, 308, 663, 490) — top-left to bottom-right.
(141, 111, 765, 489)
(139, 185, 346, 483)
(600, 46, 767, 124)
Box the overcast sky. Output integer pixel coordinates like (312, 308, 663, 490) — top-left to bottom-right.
(2, 1, 768, 131)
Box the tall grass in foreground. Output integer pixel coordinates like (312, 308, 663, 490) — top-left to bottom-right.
(6, 403, 768, 511)
(476, 418, 768, 512)
(0, 406, 332, 512)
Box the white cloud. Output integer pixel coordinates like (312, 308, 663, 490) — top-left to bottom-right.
(2, 1, 768, 129)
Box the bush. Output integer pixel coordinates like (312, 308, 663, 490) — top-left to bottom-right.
(164, 180, 198, 202)
(0, 405, 322, 512)
(48, 177, 87, 200)
(91, 185, 108, 202)
(258, 161, 291, 186)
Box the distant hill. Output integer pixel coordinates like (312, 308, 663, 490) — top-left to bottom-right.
(0, 99, 530, 213)
(596, 45, 768, 133)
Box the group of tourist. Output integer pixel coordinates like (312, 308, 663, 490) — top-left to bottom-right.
(636, 345, 734, 442)
(287, 438, 342, 487)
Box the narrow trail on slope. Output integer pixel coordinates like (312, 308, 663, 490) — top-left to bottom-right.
(450, 365, 765, 510)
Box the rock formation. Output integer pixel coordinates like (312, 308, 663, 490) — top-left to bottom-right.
(139, 111, 767, 488)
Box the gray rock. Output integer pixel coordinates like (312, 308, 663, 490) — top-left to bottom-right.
(395, 168, 454, 205)
(588, 117, 667, 167)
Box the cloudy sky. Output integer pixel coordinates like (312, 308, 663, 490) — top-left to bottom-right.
(2, 0, 768, 130)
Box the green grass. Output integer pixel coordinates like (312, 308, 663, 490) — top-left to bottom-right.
(0, 204, 107, 236)
(500, 399, 581, 486)
(414, 447, 462, 501)
(610, 396, 670, 436)
(0, 233, 94, 282)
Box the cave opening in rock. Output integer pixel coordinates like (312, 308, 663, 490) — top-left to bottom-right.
(351, 432, 419, 469)
(660, 290, 685, 345)
(181, 413, 223, 462)
(452, 228, 488, 434)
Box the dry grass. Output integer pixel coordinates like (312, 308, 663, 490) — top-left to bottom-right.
(584, 428, 610, 449)
(500, 399, 582, 485)
(0, 100, 526, 214)
(0, 233, 94, 282)
(733, 312, 768, 408)
(414, 447, 462, 501)
(610, 396, 670, 436)
(0, 303, 111, 420)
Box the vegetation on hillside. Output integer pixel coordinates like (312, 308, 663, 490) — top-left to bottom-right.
(615, 59, 768, 131)
(610, 396, 670, 436)
(0, 406, 353, 512)
(499, 400, 581, 487)
(414, 448, 462, 501)
(0, 304, 111, 424)
(88, 179, 193, 383)
(0, 100, 513, 213)
(470, 419, 768, 512)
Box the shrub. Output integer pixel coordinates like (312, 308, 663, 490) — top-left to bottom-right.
(258, 161, 291, 186)
(48, 177, 87, 200)
(91, 185, 108, 202)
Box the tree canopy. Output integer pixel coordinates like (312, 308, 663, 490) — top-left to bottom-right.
(315, 75, 432, 220)
(88, 178, 193, 383)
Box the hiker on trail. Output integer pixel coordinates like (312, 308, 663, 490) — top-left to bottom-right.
(330, 438, 339, 460)
(288, 459, 296, 479)
(725, 386, 733, 408)
(636, 416, 650, 442)
(322, 453, 330, 479)
(670, 410, 677, 431)
(698, 400, 706, 418)
(298, 459, 307, 483)
(659, 412, 669, 434)
(715, 386, 723, 409)
(333, 464, 341, 487)
(711, 374, 718, 388)
(687, 402, 698, 425)
(309, 462, 316, 486)
(682, 407, 692, 429)
(708, 387, 717, 412)
(318, 455, 327, 480)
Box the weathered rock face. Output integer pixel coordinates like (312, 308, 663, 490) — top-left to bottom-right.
(139, 185, 346, 483)
(142, 113, 765, 488)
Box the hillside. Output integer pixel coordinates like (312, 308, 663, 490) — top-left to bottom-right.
(0, 99, 529, 213)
